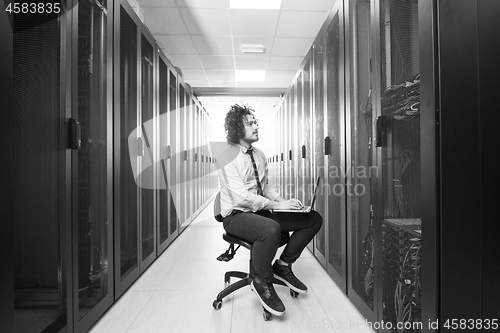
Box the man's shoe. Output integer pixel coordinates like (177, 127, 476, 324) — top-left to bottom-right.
(250, 276, 286, 316)
(273, 260, 308, 294)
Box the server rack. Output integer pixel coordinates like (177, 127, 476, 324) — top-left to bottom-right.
(312, 25, 327, 267)
(70, 0, 115, 331)
(12, 4, 71, 332)
(345, 0, 376, 323)
(168, 66, 180, 240)
(266, 0, 500, 331)
(8, 0, 216, 331)
(156, 49, 179, 255)
(324, 2, 347, 291)
(113, 0, 141, 298)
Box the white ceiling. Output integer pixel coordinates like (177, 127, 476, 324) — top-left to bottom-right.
(131, 0, 336, 139)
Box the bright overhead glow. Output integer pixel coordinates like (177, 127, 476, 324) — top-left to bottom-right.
(241, 44, 266, 54)
(235, 70, 266, 82)
(230, 0, 282, 10)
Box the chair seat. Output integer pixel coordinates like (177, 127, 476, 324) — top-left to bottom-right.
(222, 232, 253, 250)
(222, 231, 290, 250)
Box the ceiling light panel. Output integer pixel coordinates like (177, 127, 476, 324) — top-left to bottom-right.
(241, 44, 266, 54)
(235, 70, 266, 82)
(230, 0, 282, 10)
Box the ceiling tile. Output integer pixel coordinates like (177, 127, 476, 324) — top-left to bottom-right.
(156, 35, 197, 54)
(276, 11, 327, 38)
(267, 56, 303, 70)
(166, 55, 203, 69)
(281, 0, 336, 11)
(175, 0, 229, 8)
(234, 56, 269, 70)
(265, 70, 296, 82)
(142, 8, 187, 34)
(271, 38, 313, 57)
(236, 82, 264, 88)
(192, 36, 233, 55)
(178, 69, 207, 81)
(197, 96, 219, 107)
(262, 81, 291, 88)
(199, 56, 234, 69)
(188, 80, 211, 87)
(181, 8, 231, 35)
(205, 70, 236, 82)
(231, 10, 280, 37)
(209, 81, 237, 88)
(137, 0, 177, 7)
(140, 0, 334, 94)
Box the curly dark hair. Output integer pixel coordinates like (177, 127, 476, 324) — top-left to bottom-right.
(224, 104, 255, 144)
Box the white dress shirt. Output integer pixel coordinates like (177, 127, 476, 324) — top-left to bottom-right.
(217, 144, 280, 218)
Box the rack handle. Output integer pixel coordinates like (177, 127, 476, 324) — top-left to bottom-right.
(70, 118, 81, 150)
(324, 136, 331, 155)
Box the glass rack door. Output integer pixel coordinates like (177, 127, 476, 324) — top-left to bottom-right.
(347, 0, 376, 318)
(73, 0, 113, 330)
(377, 0, 422, 331)
(139, 33, 156, 268)
(168, 69, 179, 239)
(114, 1, 140, 297)
(13, 7, 68, 333)
(325, 1, 347, 291)
(313, 34, 326, 265)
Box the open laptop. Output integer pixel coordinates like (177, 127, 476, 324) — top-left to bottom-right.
(274, 177, 320, 213)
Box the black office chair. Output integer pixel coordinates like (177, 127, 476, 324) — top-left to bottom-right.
(212, 192, 298, 321)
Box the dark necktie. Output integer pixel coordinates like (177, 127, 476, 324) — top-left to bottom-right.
(246, 147, 263, 196)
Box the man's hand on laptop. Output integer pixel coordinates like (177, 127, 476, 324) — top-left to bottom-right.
(279, 199, 303, 210)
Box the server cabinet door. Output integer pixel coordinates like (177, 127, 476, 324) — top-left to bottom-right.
(375, 0, 423, 329)
(296, 72, 305, 204)
(324, 2, 347, 291)
(157, 55, 178, 254)
(283, 96, 290, 199)
(168, 69, 180, 239)
(312, 34, 327, 266)
(13, 7, 70, 333)
(178, 84, 187, 230)
(139, 32, 156, 270)
(185, 94, 193, 222)
(346, 0, 376, 321)
(113, 0, 141, 297)
(289, 87, 297, 198)
(72, 0, 114, 330)
(303, 57, 314, 253)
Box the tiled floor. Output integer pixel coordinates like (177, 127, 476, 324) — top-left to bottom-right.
(89, 199, 374, 333)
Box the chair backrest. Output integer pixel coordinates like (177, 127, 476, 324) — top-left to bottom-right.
(214, 191, 223, 222)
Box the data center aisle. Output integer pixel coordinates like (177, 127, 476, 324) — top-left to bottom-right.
(89, 199, 373, 333)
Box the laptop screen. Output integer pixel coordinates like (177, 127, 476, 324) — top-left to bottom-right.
(309, 177, 321, 208)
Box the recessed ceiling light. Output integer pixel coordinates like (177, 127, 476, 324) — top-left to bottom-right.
(241, 44, 266, 54)
(230, 0, 282, 10)
(235, 70, 266, 82)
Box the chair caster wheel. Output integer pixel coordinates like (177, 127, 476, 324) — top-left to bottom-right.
(290, 289, 299, 298)
(263, 308, 272, 321)
(213, 299, 222, 310)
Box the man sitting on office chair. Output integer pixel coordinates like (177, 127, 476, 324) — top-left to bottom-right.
(217, 104, 323, 317)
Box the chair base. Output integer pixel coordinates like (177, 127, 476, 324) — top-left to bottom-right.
(215, 270, 290, 303)
(213, 232, 299, 320)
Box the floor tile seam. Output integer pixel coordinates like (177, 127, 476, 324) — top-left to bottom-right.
(308, 286, 341, 333)
(153, 228, 202, 290)
(122, 290, 156, 333)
